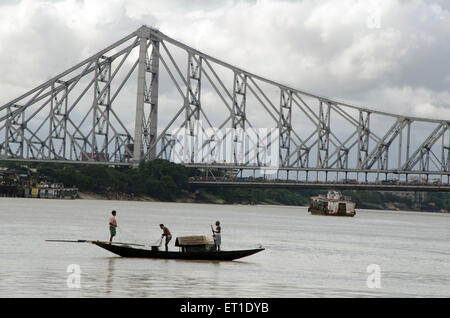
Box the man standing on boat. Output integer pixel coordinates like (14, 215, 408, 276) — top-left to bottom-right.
(212, 221, 221, 251)
(109, 210, 118, 243)
(160, 224, 172, 251)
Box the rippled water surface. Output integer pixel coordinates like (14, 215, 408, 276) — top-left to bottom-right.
(1, 198, 449, 297)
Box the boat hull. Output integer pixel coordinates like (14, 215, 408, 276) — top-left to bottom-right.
(92, 241, 264, 261)
(309, 208, 355, 217)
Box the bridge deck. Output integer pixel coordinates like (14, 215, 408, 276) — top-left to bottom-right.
(189, 181, 450, 192)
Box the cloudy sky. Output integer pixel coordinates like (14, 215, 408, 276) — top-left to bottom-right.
(0, 0, 449, 124)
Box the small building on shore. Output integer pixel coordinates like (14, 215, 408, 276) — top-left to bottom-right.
(26, 182, 78, 199)
(0, 166, 78, 199)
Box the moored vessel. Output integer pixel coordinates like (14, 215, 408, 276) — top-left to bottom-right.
(308, 190, 356, 217)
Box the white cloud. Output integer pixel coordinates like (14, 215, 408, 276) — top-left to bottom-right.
(375, 86, 450, 119)
(0, 0, 449, 125)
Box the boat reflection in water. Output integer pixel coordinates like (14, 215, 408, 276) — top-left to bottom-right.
(308, 190, 356, 217)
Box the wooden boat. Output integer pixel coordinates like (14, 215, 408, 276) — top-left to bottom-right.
(91, 241, 264, 261)
(46, 235, 264, 261)
(308, 190, 356, 217)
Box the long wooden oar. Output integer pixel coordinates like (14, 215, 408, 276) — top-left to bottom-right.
(45, 239, 145, 247)
(46, 239, 90, 243)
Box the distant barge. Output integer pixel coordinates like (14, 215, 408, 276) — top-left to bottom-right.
(308, 190, 356, 217)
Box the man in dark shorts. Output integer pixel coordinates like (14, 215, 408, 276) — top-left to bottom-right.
(160, 224, 172, 251)
(109, 210, 117, 243)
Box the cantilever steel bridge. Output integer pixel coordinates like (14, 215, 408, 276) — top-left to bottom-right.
(1, 26, 450, 190)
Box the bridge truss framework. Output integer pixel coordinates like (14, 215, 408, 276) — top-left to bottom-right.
(1, 25, 450, 188)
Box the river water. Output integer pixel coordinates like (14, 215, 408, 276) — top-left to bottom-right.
(0, 198, 449, 297)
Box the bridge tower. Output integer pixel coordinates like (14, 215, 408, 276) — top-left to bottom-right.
(133, 26, 160, 165)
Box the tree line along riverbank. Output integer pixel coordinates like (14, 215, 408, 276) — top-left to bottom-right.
(1, 160, 449, 212)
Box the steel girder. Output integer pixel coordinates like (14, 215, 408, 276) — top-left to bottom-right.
(1, 25, 450, 184)
(279, 89, 292, 167)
